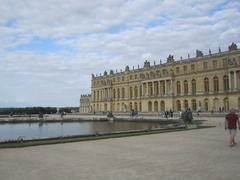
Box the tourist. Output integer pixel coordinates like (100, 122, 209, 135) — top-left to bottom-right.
(225, 109, 240, 146)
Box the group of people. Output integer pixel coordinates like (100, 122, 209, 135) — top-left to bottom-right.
(159, 109, 174, 118)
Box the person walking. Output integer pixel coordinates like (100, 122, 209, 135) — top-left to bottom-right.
(225, 109, 240, 146)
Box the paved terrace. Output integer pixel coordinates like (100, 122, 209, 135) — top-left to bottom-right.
(0, 117, 239, 180)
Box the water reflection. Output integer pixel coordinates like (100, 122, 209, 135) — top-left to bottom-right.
(0, 121, 166, 141)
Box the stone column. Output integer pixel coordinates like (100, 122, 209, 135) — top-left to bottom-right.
(229, 72, 232, 91)
(146, 82, 149, 96)
(138, 85, 141, 98)
(152, 81, 155, 96)
(234, 71, 237, 90)
(165, 80, 167, 95)
(159, 81, 161, 96)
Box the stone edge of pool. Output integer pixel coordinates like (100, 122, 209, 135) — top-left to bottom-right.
(0, 124, 214, 149)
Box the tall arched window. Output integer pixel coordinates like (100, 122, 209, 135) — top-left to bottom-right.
(113, 89, 116, 99)
(191, 99, 197, 111)
(122, 88, 125, 98)
(204, 77, 209, 93)
(213, 76, 219, 92)
(176, 100, 181, 111)
(148, 101, 152, 112)
(154, 101, 158, 112)
(223, 75, 229, 91)
(204, 99, 209, 111)
(134, 102, 138, 111)
(129, 102, 132, 111)
(177, 81, 181, 95)
(160, 101, 165, 111)
(191, 79, 196, 94)
(223, 97, 229, 111)
(117, 88, 120, 98)
(184, 80, 188, 95)
(139, 85, 142, 97)
(134, 86, 138, 98)
(184, 100, 188, 110)
(130, 87, 133, 98)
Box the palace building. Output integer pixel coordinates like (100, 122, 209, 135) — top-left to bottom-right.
(79, 94, 91, 113)
(81, 43, 240, 113)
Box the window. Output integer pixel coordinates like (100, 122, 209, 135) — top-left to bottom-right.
(191, 99, 197, 111)
(122, 76, 124, 81)
(134, 86, 138, 97)
(213, 76, 219, 92)
(183, 65, 187, 73)
(222, 58, 228, 66)
(213, 60, 217, 68)
(191, 64, 195, 71)
(117, 88, 120, 98)
(223, 75, 229, 91)
(184, 80, 188, 95)
(162, 69, 167, 75)
(203, 62, 208, 69)
(177, 81, 181, 95)
(130, 75, 132, 80)
(204, 77, 209, 93)
(135, 74, 138, 79)
(121, 88, 125, 98)
(176, 67, 180, 74)
(130, 87, 133, 98)
(191, 79, 196, 94)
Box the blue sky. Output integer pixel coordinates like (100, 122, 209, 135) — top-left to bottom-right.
(0, 0, 240, 107)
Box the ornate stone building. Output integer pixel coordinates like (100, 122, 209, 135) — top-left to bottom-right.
(88, 43, 240, 113)
(79, 94, 91, 113)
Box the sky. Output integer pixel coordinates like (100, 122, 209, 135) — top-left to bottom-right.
(0, 0, 240, 107)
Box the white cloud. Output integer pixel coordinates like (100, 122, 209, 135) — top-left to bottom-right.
(0, 0, 239, 107)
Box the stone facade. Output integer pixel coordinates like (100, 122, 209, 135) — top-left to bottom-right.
(79, 94, 91, 113)
(88, 43, 240, 113)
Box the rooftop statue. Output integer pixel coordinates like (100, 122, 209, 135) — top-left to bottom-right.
(167, 54, 174, 63)
(125, 65, 130, 71)
(109, 70, 114, 75)
(104, 71, 107, 76)
(196, 49, 203, 57)
(144, 60, 150, 68)
(228, 42, 237, 51)
(218, 47, 221, 53)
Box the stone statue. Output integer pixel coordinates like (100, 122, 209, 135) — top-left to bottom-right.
(188, 54, 190, 59)
(181, 108, 193, 124)
(196, 49, 203, 57)
(209, 49, 211, 55)
(104, 71, 107, 76)
(144, 60, 150, 68)
(125, 65, 130, 71)
(218, 47, 221, 53)
(91, 74, 95, 78)
(228, 42, 237, 51)
(109, 70, 114, 75)
(167, 55, 174, 63)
